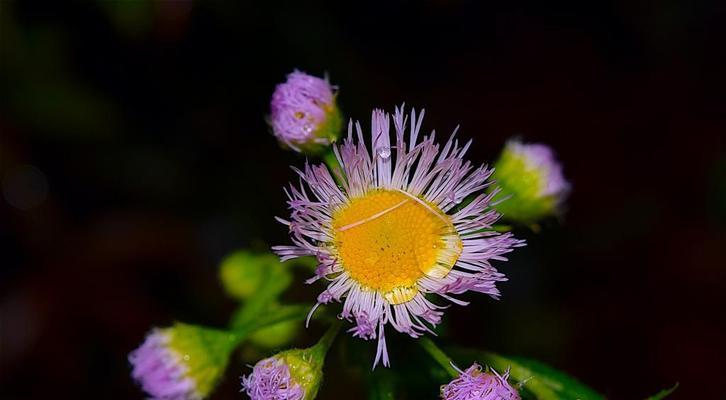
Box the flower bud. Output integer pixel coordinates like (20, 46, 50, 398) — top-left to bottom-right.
(219, 250, 291, 301)
(129, 323, 239, 399)
(492, 140, 570, 222)
(269, 70, 342, 154)
(241, 349, 323, 400)
(441, 363, 520, 400)
(242, 322, 341, 400)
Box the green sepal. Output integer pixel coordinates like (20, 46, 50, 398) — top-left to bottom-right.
(295, 99, 344, 156)
(269, 322, 341, 400)
(277, 348, 325, 400)
(166, 323, 240, 397)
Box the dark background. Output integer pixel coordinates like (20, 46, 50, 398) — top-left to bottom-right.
(1, 1, 725, 399)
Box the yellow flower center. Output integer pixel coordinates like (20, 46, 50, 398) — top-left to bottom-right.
(332, 190, 463, 304)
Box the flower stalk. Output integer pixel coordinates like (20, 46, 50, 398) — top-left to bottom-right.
(420, 337, 460, 379)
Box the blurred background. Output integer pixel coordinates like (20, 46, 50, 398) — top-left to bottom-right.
(1, 0, 725, 398)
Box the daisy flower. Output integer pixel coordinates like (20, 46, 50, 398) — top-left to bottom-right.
(273, 106, 523, 367)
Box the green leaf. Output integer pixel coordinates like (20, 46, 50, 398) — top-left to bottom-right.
(450, 348, 604, 400)
(644, 383, 678, 400)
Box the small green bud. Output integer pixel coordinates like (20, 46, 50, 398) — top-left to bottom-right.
(219, 250, 291, 301)
(492, 140, 570, 223)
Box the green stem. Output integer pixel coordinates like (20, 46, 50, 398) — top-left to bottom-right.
(230, 303, 311, 344)
(311, 320, 343, 357)
(419, 337, 459, 378)
(322, 149, 345, 186)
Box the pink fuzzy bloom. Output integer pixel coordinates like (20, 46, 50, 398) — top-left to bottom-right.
(128, 330, 199, 400)
(441, 364, 520, 400)
(241, 356, 305, 400)
(270, 70, 337, 152)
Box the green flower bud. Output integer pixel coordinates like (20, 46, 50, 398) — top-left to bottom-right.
(129, 323, 240, 399)
(492, 140, 570, 223)
(219, 250, 292, 301)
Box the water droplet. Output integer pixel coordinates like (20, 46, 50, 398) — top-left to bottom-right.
(303, 124, 313, 134)
(447, 191, 461, 204)
(377, 146, 391, 159)
(183, 354, 190, 361)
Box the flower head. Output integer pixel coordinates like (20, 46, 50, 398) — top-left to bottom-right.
(270, 71, 342, 154)
(129, 324, 238, 399)
(492, 140, 570, 222)
(241, 348, 325, 400)
(441, 364, 520, 400)
(273, 106, 523, 367)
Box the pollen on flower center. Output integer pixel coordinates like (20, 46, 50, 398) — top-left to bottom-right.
(332, 190, 463, 304)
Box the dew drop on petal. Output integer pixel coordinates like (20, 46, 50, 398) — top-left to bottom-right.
(448, 191, 462, 204)
(377, 146, 391, 159)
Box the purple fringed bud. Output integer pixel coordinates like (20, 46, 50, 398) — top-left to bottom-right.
(241, 323, 341, 399)
(241, 356, 306, 400)
(441, 363, 520, 400)
(241, 326, 339, 400)
(269, 71, 342, 154)
(128, 330, 199, 400)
